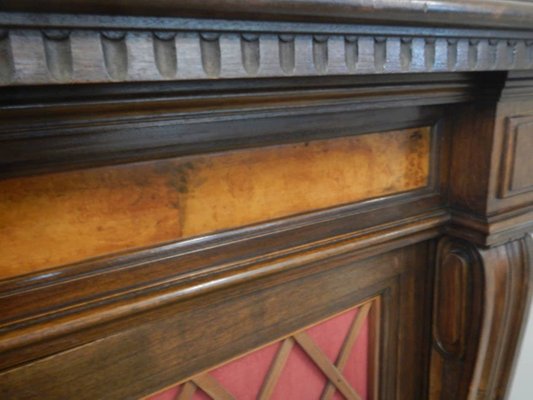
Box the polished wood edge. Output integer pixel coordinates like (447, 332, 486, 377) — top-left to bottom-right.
(0, 72, 490, 111)
(0, 190, 441, 292)
(0, 194, 447, 371)
(0, 243, 430, 400)
(2, 1, 533, 30)
(430, 234, 533, 399)
(498, 115, 533, 198)
(0, 85, 452, 179)
(0, 14, 532, 87)
(449, 207, 533, 247)
(502, 71, 533, 98)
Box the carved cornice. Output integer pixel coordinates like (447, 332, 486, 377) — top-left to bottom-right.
(1, 17, 533, 86)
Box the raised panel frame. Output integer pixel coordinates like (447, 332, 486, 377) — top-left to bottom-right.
(499, 115, 533, 198)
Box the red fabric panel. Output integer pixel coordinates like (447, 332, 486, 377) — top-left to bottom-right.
(148, 305, 369, 399)
(209, 342, 281, 399)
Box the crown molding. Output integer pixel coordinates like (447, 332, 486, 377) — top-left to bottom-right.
(1, 20, 533, 86)
(2, 1, 533, 30)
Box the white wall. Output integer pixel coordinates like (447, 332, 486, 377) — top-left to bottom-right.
(508, 306, 533, 399)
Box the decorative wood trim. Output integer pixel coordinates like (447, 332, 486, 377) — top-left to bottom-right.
(430, 238, 480, 400)
(0, 193, 446, 372)
(0, 76, 464, 180)
(3, 1, 533, 30)
(0, 25, 532, 86)
(429, 234, 533, 399)
(449, 206, 533, 247)
(433, 245, 469, 359)
(293, 332, 362, 400)
(177, 382, 197, 400)
(367, 297, 381, 400)
(165, 299, 374, 400)
(257, 338, 295, 400)
(0, 239, 434, 400)
(321, 302, 371, 400)
(468, 234, 533, 399)
(0, 4, 532, 399)
(191, 374, 235, 400)
(444, 97, 533, 246)
(499, 115, 533, 198)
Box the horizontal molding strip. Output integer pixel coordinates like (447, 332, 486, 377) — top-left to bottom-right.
(4, 12, 533, 39)
(0, 191, 446, 371)
(0, 26, 533, 86)
(2, 1, 533, 30)
(0, 95, 448, 179)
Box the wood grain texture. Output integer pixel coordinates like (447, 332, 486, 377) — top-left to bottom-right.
(429, 235, 533, 400)
(0, 9, 532, 398)
(321, 302, 371, 400)
(157, 300, 373, 400)
(0, 77, 457, 181)
(191, 374, 235, 400)
(0, 192, 445, 373)
(2, 0, 533, 30)
(0, 241, 433, 400)
(499, 116, 533, 197)
(177, 382, 197, 400)
(257, 338, 295, 400)
(0, 127, 430, 279)
(292, 332, 361, 400)
(1, 27, 533, 86)
(445, 77, 533, 246)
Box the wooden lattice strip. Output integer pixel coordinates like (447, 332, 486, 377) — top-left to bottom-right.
(191, 374, 235, 400)
(258, 337, 295, 400)
(321, 301, 373, 400)
(293, 332, 362, 400)
(175, 381, 197, 400)
(367, 297, 381, 400)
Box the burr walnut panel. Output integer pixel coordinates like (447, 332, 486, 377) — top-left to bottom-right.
(0, 127, 430, 279)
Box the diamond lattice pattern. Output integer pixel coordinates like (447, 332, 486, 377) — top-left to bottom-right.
(148, 300, 374, 400)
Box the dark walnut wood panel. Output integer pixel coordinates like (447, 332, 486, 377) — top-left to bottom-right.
(2, 0, 533, 30)
(0, 127, 430, 279)
(146, 299, 376, 400)
(429, 235, 533, 400)
(0, 193, 446, 373)
(0, 74, 477, 180)
(444, 75, 533, 246)
(0, 240, 434, 400)
(3, 0, 533, 29)
(498, 113, 533, 196)
(1, 3, 533, 399)
(1, 26, 532, 86)
(504, 118, 533, 195)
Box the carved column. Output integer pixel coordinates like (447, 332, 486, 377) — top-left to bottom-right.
(431, 72, 533, 400)
(430, 235, 532, 399)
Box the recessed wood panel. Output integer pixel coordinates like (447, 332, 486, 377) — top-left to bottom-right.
(0, 127, 430, 279)
(499, 116, 533, 197)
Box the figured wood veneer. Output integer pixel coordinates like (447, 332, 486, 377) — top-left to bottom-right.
(0, 127, 430, 279)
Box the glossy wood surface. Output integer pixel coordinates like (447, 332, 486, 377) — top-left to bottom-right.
(147, 300, 373, 400)
(0, 127, 430, 279)
(1, 3, 533, 399)
(4, 0, 533, 29)
(0, 241, 434, 400)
